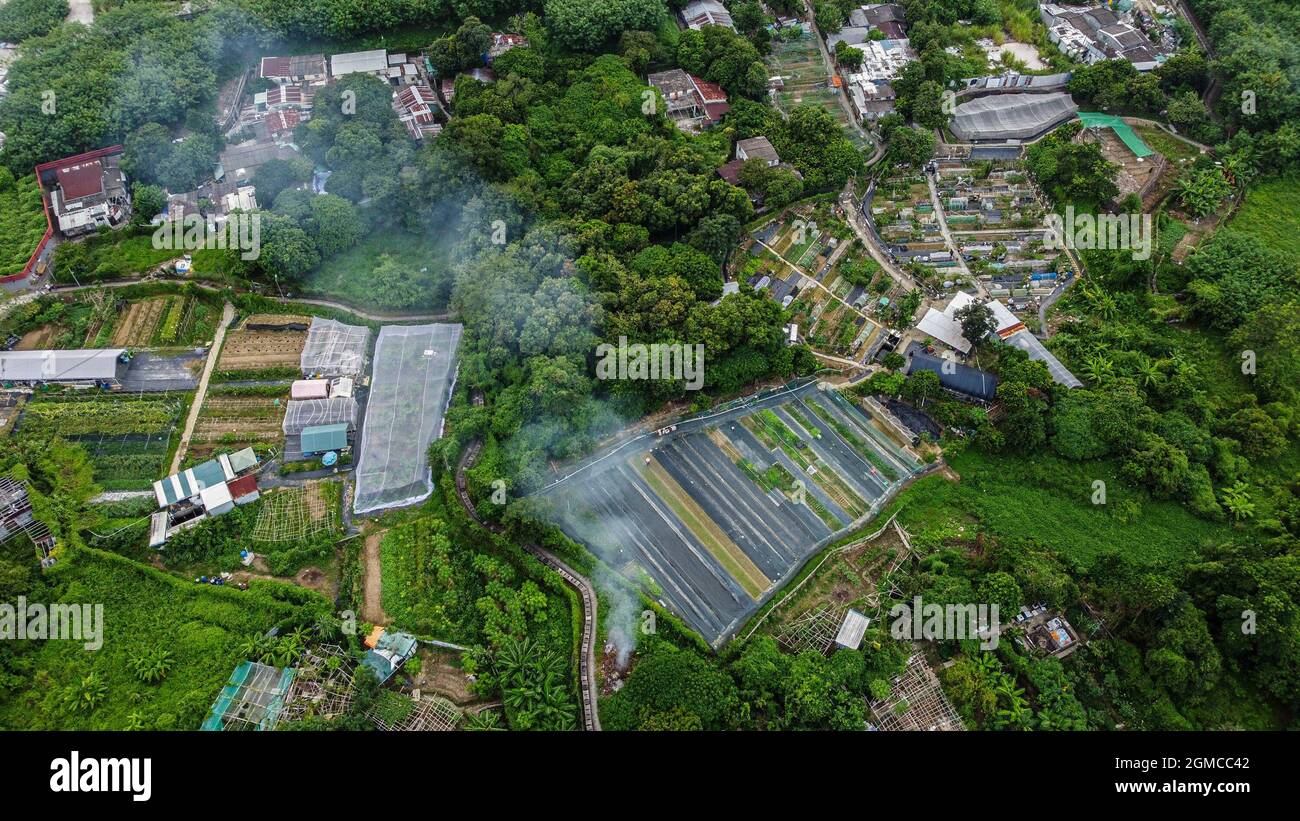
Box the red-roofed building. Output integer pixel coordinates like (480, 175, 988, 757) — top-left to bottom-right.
(260, 54, 327, 84)
(35, 146, 130, 238)
(227, 475, 260, 505)
(266, 109, 302, 138)
(393, 84, 443, 140)
(646, 69, 730, 133)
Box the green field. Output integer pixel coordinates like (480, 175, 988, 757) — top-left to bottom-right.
(894, 447, 1233, 568)
(1223, 176, 1300, 256)
(1133, 124, 1204, 165)
(0, 173, 47, 279)
(303, 229, 452, 312)
(0, 545, 329, 730)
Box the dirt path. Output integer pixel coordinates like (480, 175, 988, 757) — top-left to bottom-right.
(361, 531, 387, 625)
(168, 301, 235, 474)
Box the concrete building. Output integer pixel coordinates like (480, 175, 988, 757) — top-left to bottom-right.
(36, 147, 130, 237)
(735, 136, 781, 165)
(1040, 3, 1163, 70)
(647, 69, 730, 132)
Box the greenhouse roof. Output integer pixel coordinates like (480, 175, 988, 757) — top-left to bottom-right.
(354, 324, 462, 514)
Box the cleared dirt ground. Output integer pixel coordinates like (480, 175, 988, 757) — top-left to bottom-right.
(111, 298, 167, 347)
(217, 328, 307, 370)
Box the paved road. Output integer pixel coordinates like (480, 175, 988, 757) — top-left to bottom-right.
(456, 439, 601, 731)
(168, 302, 235, 474)
(842, 185, 925, 295)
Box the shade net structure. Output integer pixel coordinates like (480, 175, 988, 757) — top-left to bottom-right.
(354, 323, 462, 514)
(201, 661, 295, 731)
(950, 92, 1078, 142)
(299, 317, 370, 377)
(282, 397, 360, 435)
(1077, 111, 1155, 158)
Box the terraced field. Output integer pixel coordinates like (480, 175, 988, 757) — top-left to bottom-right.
(189, 392, 287, 460)
(111, 297, 168, 347)
(217, 326, 307, 371)
(541, 384, 923, 645)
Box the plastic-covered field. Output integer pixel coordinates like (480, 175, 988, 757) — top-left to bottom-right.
(281, 397, 359, 434)
(353, 323, 462, 514)
(951, 92, 1078, 142)
(300, 317, 370, 377)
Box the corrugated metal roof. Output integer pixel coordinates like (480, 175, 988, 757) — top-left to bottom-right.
(226, 447, 258, 474)
(153, 458, 233, 507)
(330, 49, 388, 77)
(0, 349, 124, 382)
(906, 343, 1000, 401)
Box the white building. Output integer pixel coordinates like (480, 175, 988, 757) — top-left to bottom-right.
(330, 49, 389, 79)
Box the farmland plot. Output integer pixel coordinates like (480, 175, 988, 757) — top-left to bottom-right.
(111, 298, 168, 347)
(540, 383, 923, 645)
(190, 393, 287, 460)
(217, 327, 308, 371)
(19, 395, 185, 490)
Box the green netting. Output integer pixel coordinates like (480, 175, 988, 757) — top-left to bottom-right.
(201, 661, 296, 730)
(1077, 112, 1155, 158)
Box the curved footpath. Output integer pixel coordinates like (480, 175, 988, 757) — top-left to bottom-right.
(455, 439, 601, 731)
(39, 277, 454, 323)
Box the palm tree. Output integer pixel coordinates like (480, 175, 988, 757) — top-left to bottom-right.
(494, 636, 536, 687)
(1220, 481, 1256, 525)
(1134, 356, 1163, 390)
(464, 709, 504, 731)
(1084, 354, 1115, 385)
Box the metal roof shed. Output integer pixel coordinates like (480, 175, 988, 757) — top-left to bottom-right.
(199, 482, 234, 516)
(835, 609, 871, 650)
(301, 423, 349, 454)
(291, 379, 330, 400)
(224, 447, 259, 475)
(0, 349, 125, 382)
(153, 458, 235, 507)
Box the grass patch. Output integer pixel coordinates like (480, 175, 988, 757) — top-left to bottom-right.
(1134, 125, 1204, 166)
(303, 229, 452, 313)
(895, 448, 1232, 568)
(1224, 176, 1300, 256)
(0, 173, 47, 279)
